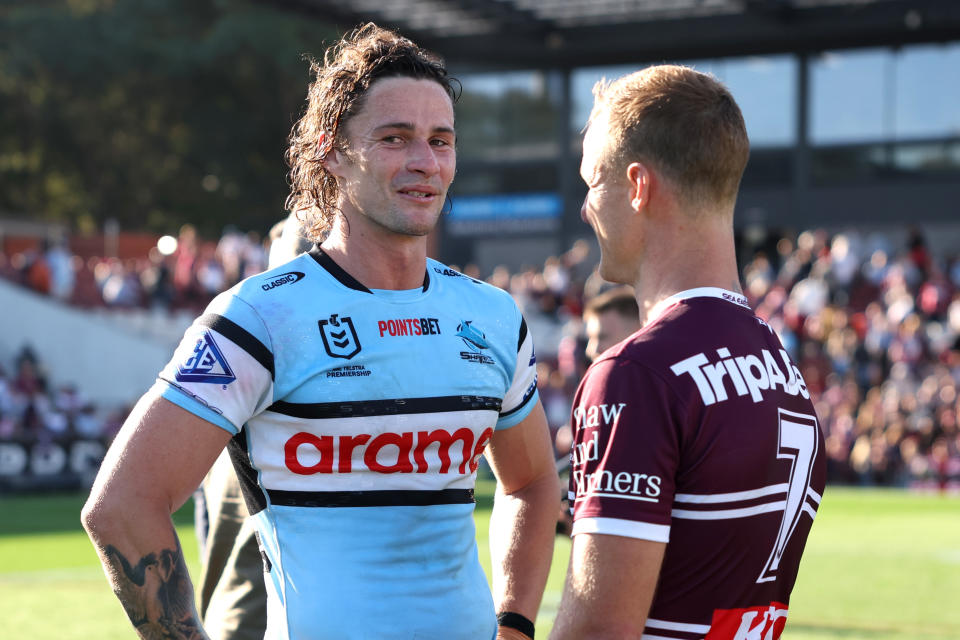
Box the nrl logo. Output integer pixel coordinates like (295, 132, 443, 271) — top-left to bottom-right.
(318, 313, 362, 359)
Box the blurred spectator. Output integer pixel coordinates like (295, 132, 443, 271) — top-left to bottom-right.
(582, 286, 641, 363)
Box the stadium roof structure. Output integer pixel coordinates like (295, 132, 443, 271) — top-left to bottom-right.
(266, 0, 960, 68)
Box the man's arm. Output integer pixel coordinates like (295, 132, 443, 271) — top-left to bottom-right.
(549, 533, 666, 640)
(485, 400, 559, 639)
(81, 389, 234, 640)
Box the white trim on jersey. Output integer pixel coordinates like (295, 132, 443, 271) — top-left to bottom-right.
(645, 617, 712, 634)
(671, 482, 823, 521)
(500, 325, 538, 426)
(672, 501, 786, 520)
(645, 286, 750, 330)
(571, 516, 670, 542)
(674, 483, 788, 503)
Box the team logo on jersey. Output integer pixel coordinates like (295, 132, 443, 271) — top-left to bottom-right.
(261, 271, 304, 291)
(456, 320, 494, 364)
(176, 331, 236, 384)
(318, 313, 362, 359)
(456, 321, 489, 351)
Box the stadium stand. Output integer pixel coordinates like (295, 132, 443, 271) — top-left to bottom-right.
(1, 226, 958, 491)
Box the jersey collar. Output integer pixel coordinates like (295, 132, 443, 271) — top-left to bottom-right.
(646, 287, 750, 326)
(309, 245, 430, 294)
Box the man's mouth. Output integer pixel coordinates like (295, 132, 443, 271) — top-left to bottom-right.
(398, 188, 438, 201)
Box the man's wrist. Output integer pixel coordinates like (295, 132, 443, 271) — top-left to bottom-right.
(497, 611, 535, 639)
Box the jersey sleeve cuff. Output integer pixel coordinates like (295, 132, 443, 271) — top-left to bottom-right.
(155, 379, 240, 436)
(572, 516, 671, 543)
(496, 388, 539, 430)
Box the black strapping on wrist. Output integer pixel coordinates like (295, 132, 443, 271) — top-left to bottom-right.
(497, 611, 535, 639)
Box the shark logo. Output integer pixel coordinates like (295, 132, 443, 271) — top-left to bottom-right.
(318, 313, 362, 359)
(176, 331, 236, 384)
(456, 321, 489, 352)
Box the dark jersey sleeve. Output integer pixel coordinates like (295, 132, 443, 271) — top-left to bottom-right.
(568, 357, 684, 542)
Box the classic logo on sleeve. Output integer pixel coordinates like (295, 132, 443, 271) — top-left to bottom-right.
(176, 331, 236, 384)
(261, 271, 305, 292)
(318, 314, 362, 359)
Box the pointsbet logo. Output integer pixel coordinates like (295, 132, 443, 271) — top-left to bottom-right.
(377, 317, 441, 337)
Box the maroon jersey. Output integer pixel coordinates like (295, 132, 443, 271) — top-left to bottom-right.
(568, 288, 826, 640)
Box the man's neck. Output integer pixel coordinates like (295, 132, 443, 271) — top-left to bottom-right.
(321, 218, 428, 291)
(632, 220, 742, 327)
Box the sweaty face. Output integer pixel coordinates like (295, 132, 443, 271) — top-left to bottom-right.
(327, 77, 456, 238)
(580, 109, 636, 283)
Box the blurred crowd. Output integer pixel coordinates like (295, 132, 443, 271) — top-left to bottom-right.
(0, 224, 268, 312)
(0, 345, 126, 444)
(454, 228, 960, 491)
(3, 224, 959, 490)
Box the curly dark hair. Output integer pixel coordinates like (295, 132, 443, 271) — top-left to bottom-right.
(284, 23, 459, 240)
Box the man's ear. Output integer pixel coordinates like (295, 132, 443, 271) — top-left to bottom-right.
(626, 162, 651, 212)
(318, 131, 341, 174)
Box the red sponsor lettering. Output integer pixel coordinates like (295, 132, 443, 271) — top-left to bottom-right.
(707, 603, 788, 640)
(284, 427, 494, 475)
(365, 432, 415, 473)
(337, 434, 370, 473)
(377, 318, 441, 337)
(285, 432, 333, 474)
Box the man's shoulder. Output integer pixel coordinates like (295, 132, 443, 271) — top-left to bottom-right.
(427, 259, 516, 307)
(204, 253, 326, 330)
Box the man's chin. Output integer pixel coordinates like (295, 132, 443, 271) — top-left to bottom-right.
(597, 258, 630, 285)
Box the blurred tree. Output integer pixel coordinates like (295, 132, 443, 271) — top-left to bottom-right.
(0, 0, 337, 236)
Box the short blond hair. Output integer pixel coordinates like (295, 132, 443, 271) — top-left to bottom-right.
(591, 64, 749, 208)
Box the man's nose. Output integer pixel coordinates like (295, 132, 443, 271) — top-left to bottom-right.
(406, 139, 440, 174)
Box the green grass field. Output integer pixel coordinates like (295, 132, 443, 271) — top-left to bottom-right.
(1, 484, 957, 639)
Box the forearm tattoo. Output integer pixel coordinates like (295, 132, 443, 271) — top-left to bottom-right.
(103, 537, 206, 640)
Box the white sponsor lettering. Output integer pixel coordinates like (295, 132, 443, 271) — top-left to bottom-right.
(671, 347, 809, 405)
(572, 402, 627, 429)
(572, 468, 662, 503)
(733, 605, 788, 640)
(571, 430, 600, 465)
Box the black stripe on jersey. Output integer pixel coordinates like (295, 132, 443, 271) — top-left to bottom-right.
(267, 395, 502, 419)
(309, 246, 372, 293)
(499, 383, 537, 419)
(197, 314, 275, 380)
(267, 488, 475, 508)
(227, 427, 269, 516)
(518, 316, 528, 353)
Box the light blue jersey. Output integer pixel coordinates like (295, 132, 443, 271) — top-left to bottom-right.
(157, 247, 539, 640)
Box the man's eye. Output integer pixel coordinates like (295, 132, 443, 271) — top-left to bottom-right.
(430, 138, 452, 147)
(383, 135, 403, 143)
